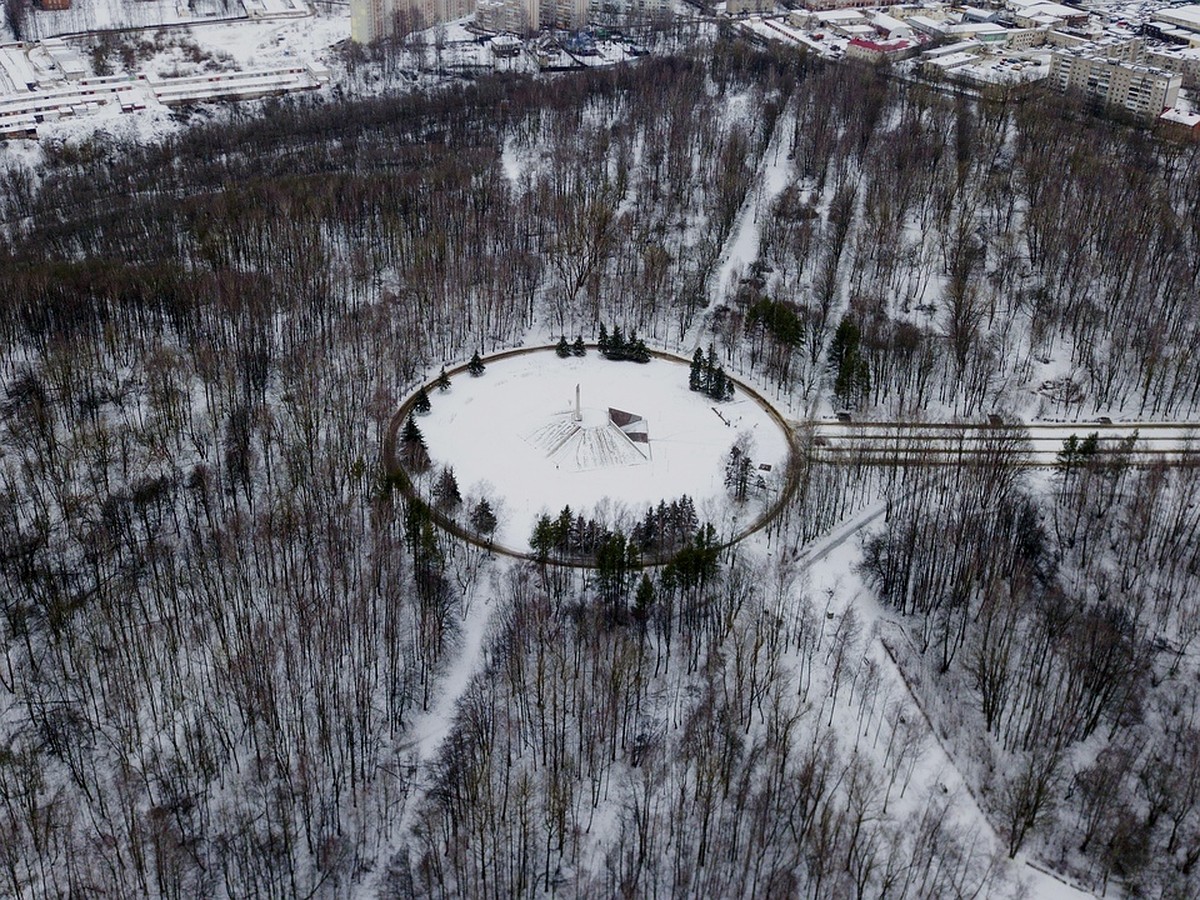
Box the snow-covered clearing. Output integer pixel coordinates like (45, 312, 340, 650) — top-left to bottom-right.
(416, 352, 790, 550)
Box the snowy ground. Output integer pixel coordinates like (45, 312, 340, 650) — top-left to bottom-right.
(707, 105, 793, 310)
(416, 352, 790, 550)
(0, 7, 345, 144)
(0, 3, 656, 146)
(801, 512, 1099, 900)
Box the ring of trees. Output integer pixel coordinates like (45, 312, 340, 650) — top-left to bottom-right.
(382, 344, 801, 568)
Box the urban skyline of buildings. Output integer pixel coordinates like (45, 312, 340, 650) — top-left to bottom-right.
(349, 0, 1200, 125)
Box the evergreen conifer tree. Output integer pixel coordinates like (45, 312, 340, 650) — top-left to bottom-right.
(402, 415, 425, 447)
(436, 366, 451, 391)
(468, 350, 486, 377)
(596, 530, 638, 618)
(829, 315, 869, 408)
(556, 336, 571, 358)
(633, 573, 655, 624)
(531, 514, 556, 564)
(609, 326, 625, 358)
(433, 466, 461, 511)
(572, 335, 586, 356)
(1056, 434, 1080, 474)
(714, 367, 734, 401)
(413, 384, 431, 414)
(555, 505, 574, 553)
(400, 417, 430, 472)
(470, 498, 497, 537)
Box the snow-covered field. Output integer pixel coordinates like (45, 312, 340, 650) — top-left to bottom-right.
(416, 352, 790, 550)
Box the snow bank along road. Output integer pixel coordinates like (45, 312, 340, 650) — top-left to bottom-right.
(805, 419, 1200, 466)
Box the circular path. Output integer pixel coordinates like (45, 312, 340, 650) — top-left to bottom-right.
(382, 345, 802, 566)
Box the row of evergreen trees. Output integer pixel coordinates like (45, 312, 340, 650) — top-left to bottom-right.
(689, 345, 735, 401)
(528, 512, 722, 625)
(555, 336, 587, 358)
(531, 496, 702, 563)
(597, 323, 650, 362)
(410, 364, 454, 417)
(629, 496, 700, 556)
(531, 505, 621, 561)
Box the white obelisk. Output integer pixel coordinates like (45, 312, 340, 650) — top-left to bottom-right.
(575, 384, 581, 422)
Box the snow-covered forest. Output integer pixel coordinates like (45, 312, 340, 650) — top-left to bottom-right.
(1, 38, 1199, 897)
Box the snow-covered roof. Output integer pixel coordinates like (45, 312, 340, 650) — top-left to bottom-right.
(1019, 2, 1086, 18)
(1161, 107, 1200, 127)
(962, 6, 994, 18)
(1156, 26, 1196, 41)
(926, 51, 979, 68)
(242, 0, 308, 17)
(849, 36, 913, 52)
(922, 39, 981, 58)
(944, 21, 1010, 38)
(43, 42, 87, 79)
(0, 46, 39, 92)
(1154, 5, 1200, 31)
(908, 15, 946, 33)
(872, 12, 910, 33)
(816, 9, 865, 24)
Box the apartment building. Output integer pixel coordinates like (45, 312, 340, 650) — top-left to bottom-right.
(476, 0, 540, 33)
(585, 0, 668, 26)
(1146, 46, 1200, 87)
(846, 36, 916, 62)
(1045, 32, 1143, 61)
(353, 0, 667, 41)
(728, 0, 773, 15)
(798, 0, 877, 12)
(351, 0, 474, 41)
(1049, 51, 1181, 118)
